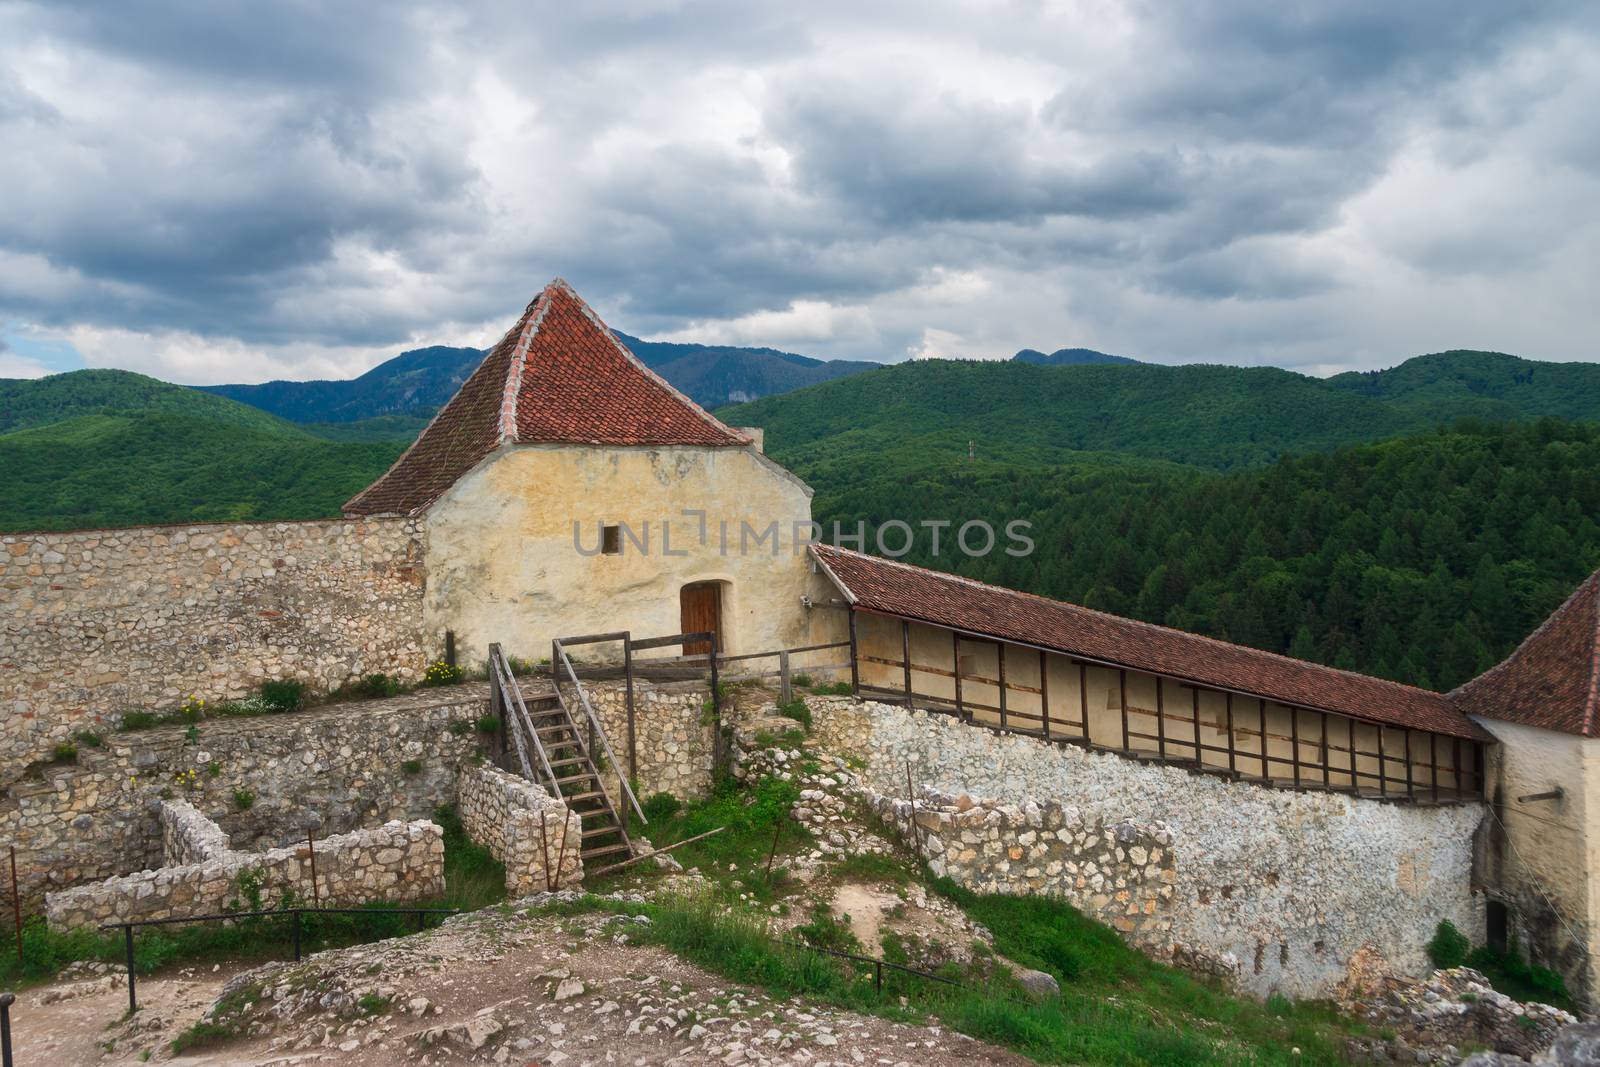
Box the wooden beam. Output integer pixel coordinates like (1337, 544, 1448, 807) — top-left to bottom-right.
(1192, 686, 1201, 764)
(1320, 711, 1330, 788)
(1225, 691, 1236, 777)
(1155, 678, 1166, 760)
(1078, 660, 1089, 741)
(901, 620, 913, 710)
(848, 608, 860, 697)
(997, 641, 1008, 731)
(1039, 649, 1051, 741)
(952, 632, 965, 721)
(1404, 728, 1414, 801)
(1289, 706, 1301, 789)
(1119, 669, 1129, 752)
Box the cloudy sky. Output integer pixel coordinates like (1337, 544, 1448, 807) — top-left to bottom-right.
(1, 1, 1597, 384)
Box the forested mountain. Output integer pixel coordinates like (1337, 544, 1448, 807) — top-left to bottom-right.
(199, 333, 878, 422)
(721, 351, 1600, 471)
(1012, 347, 1139, 366)
(790, 419, 1600, 692)
(202, 345, 483, 424)
(614, 332, 878, 405)
(1328, 350, 1600, 423)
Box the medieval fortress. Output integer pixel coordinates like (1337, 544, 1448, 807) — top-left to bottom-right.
(3, 280, 1598, 1007)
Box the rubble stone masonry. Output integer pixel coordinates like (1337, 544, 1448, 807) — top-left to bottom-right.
(0, 517, 430, 772)
(810, 696, 1488, 999)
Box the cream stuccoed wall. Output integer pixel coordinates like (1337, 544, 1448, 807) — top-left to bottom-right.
(1474, 716, 1597, 1006)
(423, 443, 837, 665)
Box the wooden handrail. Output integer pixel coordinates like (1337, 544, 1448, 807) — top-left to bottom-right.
(554, 641, 648, 824)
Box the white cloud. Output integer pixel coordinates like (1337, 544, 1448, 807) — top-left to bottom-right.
(0, 1, 1596, 380)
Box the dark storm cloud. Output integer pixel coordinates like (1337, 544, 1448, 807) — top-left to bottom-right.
(0, 1, 1596, 377)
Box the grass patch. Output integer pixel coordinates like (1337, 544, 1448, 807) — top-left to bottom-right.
(833, 850, 913, 886)
(1466, 944, 1573, 1010)
(435, 804, 507, 913)
(402, 759, 423, 775)
(475, 715, 502, 735)
(775, 699, 812, 731)
(808, 681, 853, 696)
(635, 775, 807, 878)
(329, 673, 407, 702)
(618, 893, 1345, 1066)
(231, 788, 254, 811)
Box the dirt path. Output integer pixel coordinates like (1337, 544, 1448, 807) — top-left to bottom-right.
(9, 962, 244, 1064)
(9, 905, 1033, 1066)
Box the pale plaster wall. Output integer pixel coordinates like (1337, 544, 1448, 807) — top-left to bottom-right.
(1474, 716, 1597, 1004)
(423, 443, 834, 665)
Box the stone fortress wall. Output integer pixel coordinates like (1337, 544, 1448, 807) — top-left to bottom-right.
(0, 517, 431, 772)
(808, 697, 1487, 1000)
(46, 799, 443, 932)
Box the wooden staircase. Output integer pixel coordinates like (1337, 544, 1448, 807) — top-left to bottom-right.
(488, 643, 645, 869)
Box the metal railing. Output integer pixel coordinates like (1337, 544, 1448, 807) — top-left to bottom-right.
(100, 906, 458, 1013)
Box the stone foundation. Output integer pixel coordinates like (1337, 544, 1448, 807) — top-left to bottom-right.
(458, 765, 583, 895)
(809, 697, 1488, 999)
(46, 801, 444, 931)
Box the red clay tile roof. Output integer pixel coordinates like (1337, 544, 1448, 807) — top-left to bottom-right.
(811, 544, 1493, 741)
(1450, 571, 1600, 737)
(345, 279, 749, 516)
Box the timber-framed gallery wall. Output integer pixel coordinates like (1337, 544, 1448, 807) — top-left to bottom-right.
(849, 609, 1484, 804)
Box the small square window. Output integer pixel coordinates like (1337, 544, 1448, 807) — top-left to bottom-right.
(601, 524, 622, 555)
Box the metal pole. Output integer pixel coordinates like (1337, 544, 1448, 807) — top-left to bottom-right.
(124, 924, 137, 1014)
(292, 909, 302, 961)
(779, 650, 792, 705)
(8, 847, 20, 965)
(0, 990, 14, 1067)
(764, 820, 783, 884)
(307, 831, 320, 907)
(445, 629, 456, 669)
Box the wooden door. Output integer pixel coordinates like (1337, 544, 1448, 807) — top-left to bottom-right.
(680, 582, 722, 657)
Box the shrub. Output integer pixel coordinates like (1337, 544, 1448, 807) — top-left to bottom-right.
(448, 719, 471, 736)
(402, 759, 423, 775)
(118, 711, 159, 731)
(331, 674, 404, 701)
(642, 792, 683, 822)
(50, 741, 78, 764)
(1427, 920, 1470, 971)
(232, 788, 255, 811)
(475, 715, 502, 735)
(422, 660, 465, 687)
(790, 673, 815, 689)
(809, 681, 853, 696)
(259, 680, 305, 712)
(72, 730, 103, 748)
(776, 699, 812, 731)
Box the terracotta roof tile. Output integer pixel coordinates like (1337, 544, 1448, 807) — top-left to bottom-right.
(345, 279, 748, 516)
(811, 544, 1492, 741)
(1449, 571, 1600, 736)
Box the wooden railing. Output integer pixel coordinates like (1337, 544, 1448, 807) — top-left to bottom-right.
(848, 610, 1484, 806)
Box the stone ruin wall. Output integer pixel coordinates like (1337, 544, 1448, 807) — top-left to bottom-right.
(0, 516, 431, 773)
(867, 790, 1180, 952)
(2, 686, 487, 913)
(46, 799, 443, 932)
(458, 764, 584, 895)
(809, 697, 1488, 1000)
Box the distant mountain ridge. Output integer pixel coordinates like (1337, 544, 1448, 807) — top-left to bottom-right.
(199, 332, 881, 424)
(1012, 347, 1140, 366)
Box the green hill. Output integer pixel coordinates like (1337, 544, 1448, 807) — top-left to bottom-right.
(1328, 349, 1600, 423)
(1, 368, 305, 436)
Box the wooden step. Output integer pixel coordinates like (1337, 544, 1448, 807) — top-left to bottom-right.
(561, 790, 607, 804)
(552, 773, 599, 786)
(547, 756, 589, 768)
(581, 825, 622, 838)
(580, 842, 631, 861)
